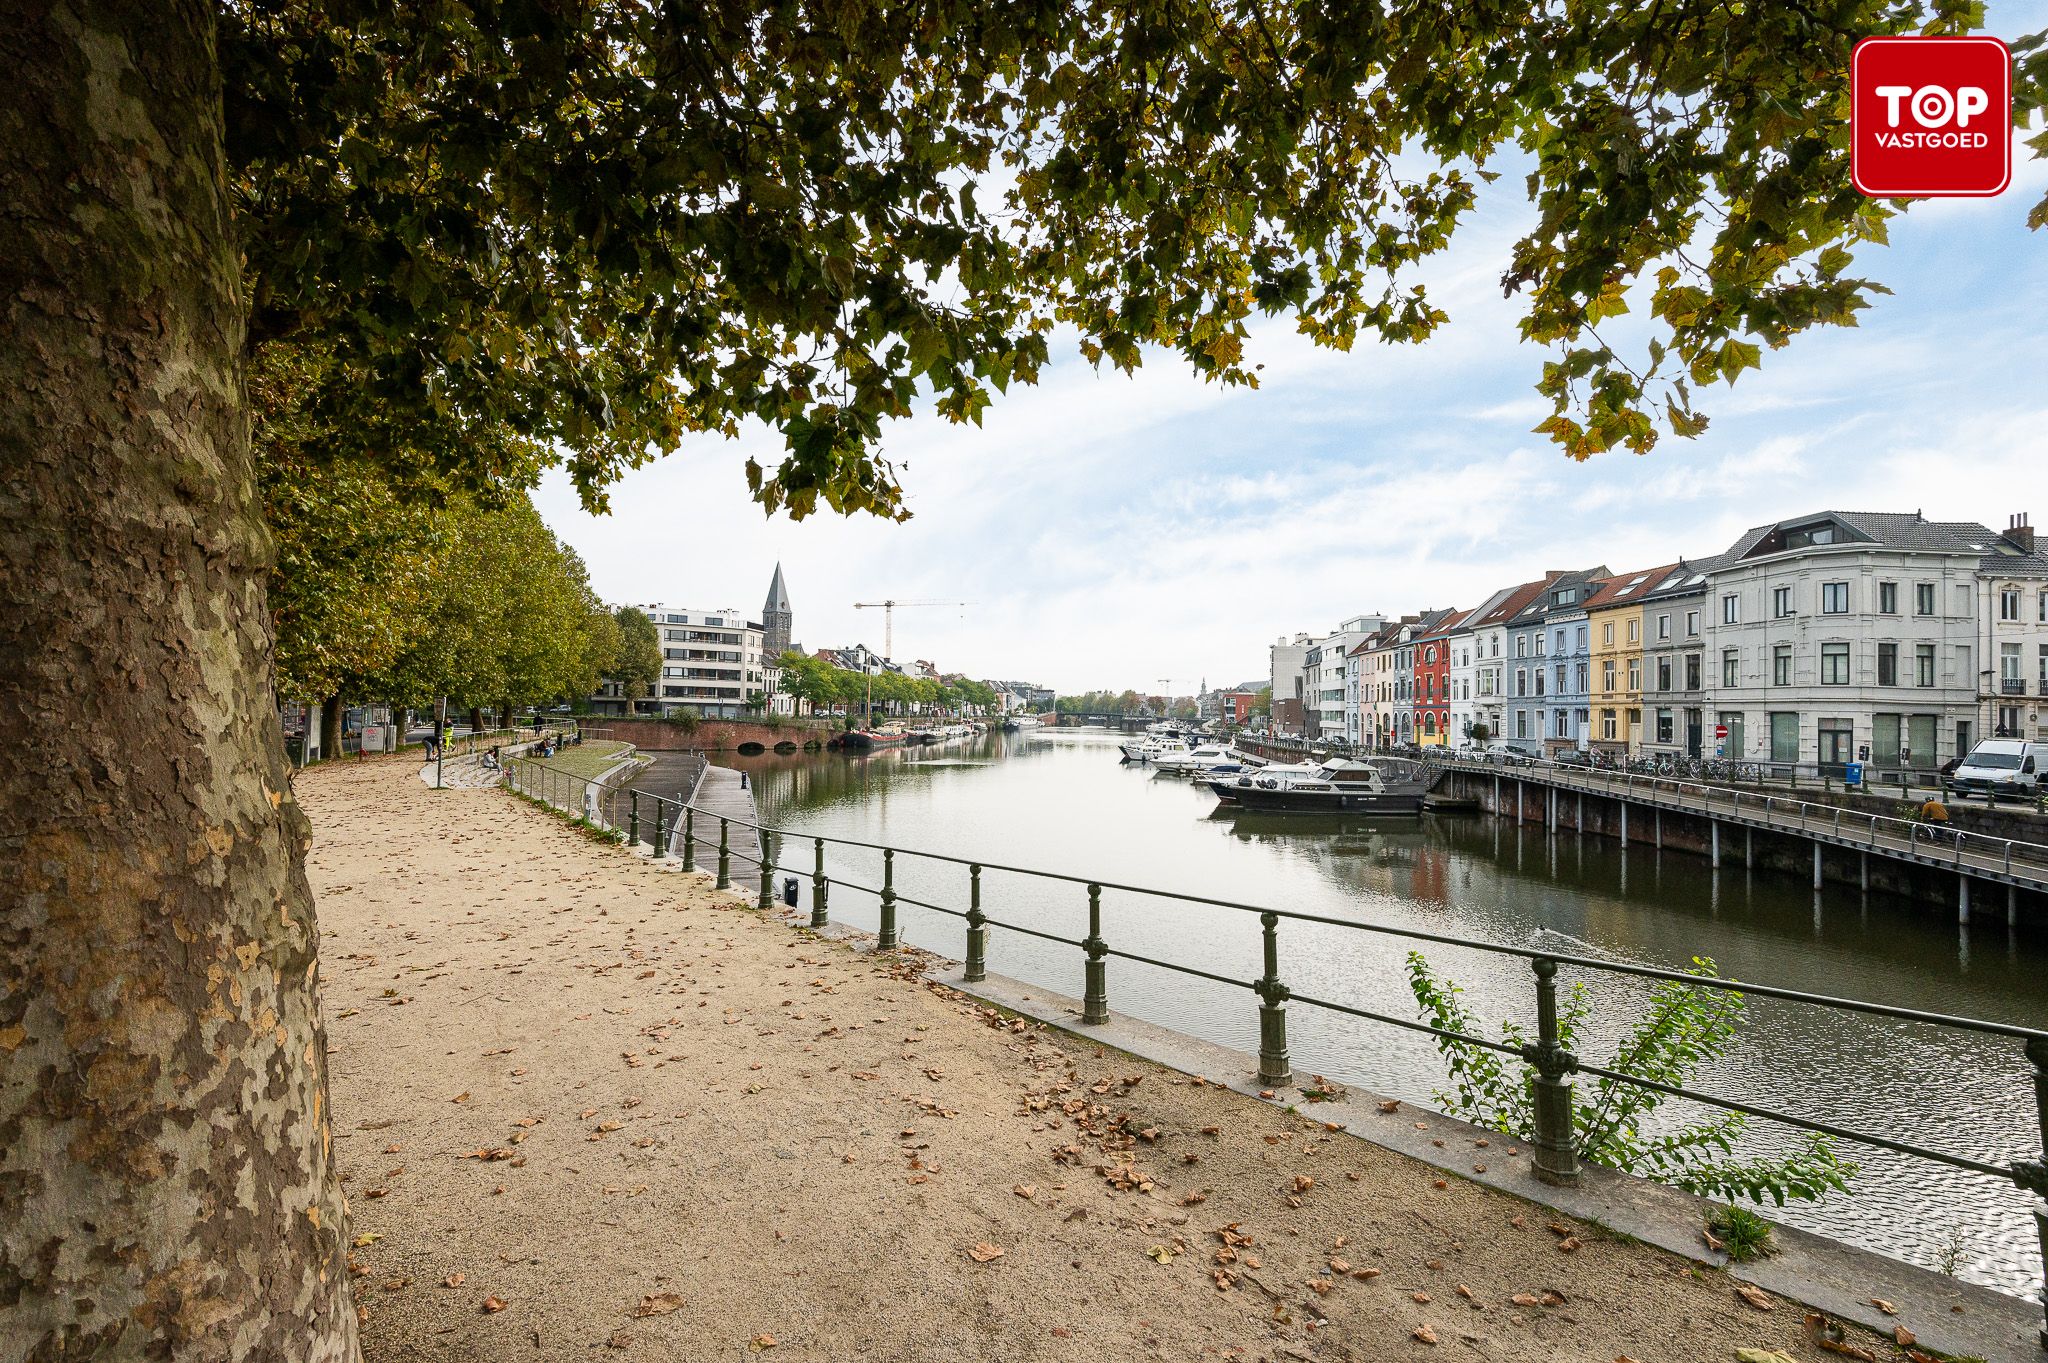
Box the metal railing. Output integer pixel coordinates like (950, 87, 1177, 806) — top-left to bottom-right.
(1428, 751, 2048, 888)
(501, 758, 2048, 1331)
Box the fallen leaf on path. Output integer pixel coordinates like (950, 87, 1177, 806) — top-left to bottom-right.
(634, 1293, 686, 1317)
(1412, 1323, 1438, 1344)
(750, 1334, 777, 1350)
(480, 1295, 508, 1314)
(967, 1243, 1004, 1263)
(1146, 1245, 1175, 1263)
(607, 1332, 633, 1350)
(1512, 1293, 1541, 1307)
(1735, 1352, 1797, 1363)
(1868, 1298, 1897, 1315)
(1734, 1282, 1774, 1311)
(1893, 1326, 1916, 1347)
(352, 1233, 381, 1247)
(443, 1273, 465, 1288)
(1013, 1185, 1035, 1199)
(1378, 1100, 1401, 1113)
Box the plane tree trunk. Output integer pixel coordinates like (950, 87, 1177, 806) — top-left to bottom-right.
(0, 3, 359, 1358)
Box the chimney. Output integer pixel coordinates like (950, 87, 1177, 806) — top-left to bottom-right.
(2010, 513, 2035, 555)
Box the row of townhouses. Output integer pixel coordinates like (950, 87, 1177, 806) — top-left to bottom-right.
(1270, 510, 2048, 771)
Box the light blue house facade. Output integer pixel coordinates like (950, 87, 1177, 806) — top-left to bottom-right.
(1505, 567, 1607, 754)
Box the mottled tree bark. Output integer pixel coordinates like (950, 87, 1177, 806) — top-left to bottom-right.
(0, 3, 359, 1358)
(321, 695, 345, 762)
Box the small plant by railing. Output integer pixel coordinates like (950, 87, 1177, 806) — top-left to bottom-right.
(496, 758, 2048, 1327)
(1407, 953, 1855, 1206)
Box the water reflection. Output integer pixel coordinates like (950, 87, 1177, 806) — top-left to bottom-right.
(653, 730, 2041, 1299)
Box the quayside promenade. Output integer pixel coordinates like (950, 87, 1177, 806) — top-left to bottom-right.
(307, 760, 1913, 1362)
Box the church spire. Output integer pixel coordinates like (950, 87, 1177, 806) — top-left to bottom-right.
(761, 563, 793, 658)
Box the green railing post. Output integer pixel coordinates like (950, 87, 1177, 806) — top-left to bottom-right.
(963, 863, 986, 983)
(757, 831, 774, 910)
(1081, 884, 1109, 1024)
(877, 848, 898, 950)
(1525, 957, 1581, 1185)
(1254, 911, 1292, 1088)
(2022, 1037, 2048, 1347)
(810, 837, 828, 928)
(629, 790, 640, 847)
(716, 817, 731, 889)
(682, 806, 695, 871)
(652, 803, 666, 859)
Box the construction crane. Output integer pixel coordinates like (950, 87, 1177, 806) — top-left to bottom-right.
(848, 598, 971, 729)
(851, 598, 970, 664)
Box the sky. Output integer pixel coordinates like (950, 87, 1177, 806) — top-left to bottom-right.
(536, 15, 2048, 695)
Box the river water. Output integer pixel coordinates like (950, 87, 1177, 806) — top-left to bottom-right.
(645, 728, 2044, 1299)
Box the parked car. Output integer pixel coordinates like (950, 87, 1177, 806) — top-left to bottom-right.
(1943, 739, 2044, 803)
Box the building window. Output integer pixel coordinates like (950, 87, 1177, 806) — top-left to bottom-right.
(1602, 660, 1616, 693)
(1773, 645, 1792, 686)
(1878, 581, 1898, 614)
(1627, 658, 1642, 690)
(1515, 636, 1527, 658)
(1820, 581, 1848, 614)
(1772, 586, 1793, 618)
(1722, 650, 1738, 687)
(1684, 654, 1701, 690)
(2040, 644, 2048, 686)
(1656, 658, 1672, 691)
(2000, 588, 2022, 621)
(1877, 642, 1898, 687)
(1915, 643, 1935, 687)
(1555, 711, 1570, 739)
(1516, 711, 1529, 739)
(1602, 622, 1614, 646)
(1657, 614, 1671, 641)
(1656, 708, 1674, 743)
(1820, 642, 1850, 684)
(1686, 610, 1701, 636)
(1601, 710, 1617, 740)
(1534, 670, 1546, 696)
(2041, 590, 2048, 623)
(1627, 618, 1640, 644)
(1915, 582, 1935, 616)
(1555, 664, 1566, 693)
(2002, 642, 2023, 684)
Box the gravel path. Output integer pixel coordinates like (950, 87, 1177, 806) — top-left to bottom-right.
(304, 759, 1905, 1363)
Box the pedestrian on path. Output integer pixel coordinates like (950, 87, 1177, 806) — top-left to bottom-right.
(740, 771, 749, 791)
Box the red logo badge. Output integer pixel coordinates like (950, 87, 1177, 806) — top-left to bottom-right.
(1851, 35, 2011, 197)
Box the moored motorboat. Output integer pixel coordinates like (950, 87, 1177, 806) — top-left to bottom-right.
(1207, 758, 1424, 815)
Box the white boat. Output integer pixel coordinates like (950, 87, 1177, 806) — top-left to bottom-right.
(1120, 736, 1191, 764)
(1154, 744, 1246, 775)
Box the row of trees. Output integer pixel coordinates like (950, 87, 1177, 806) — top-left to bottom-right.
(259, 344, 655, 755)
(776, 651, 1000, 722)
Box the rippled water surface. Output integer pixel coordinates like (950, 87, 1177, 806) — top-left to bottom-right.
(638, 729, 2046, 1299)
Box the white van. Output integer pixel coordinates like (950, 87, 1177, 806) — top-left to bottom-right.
(1945, 739, 2044, 802)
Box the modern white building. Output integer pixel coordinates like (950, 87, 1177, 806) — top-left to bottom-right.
(1702, 510, 1996, 772)
(1304, 615, 1384, 739)
(1977, 513, 2048, 742)
(591, 605, 769, 718)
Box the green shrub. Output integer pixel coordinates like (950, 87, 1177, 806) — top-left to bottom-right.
(1405, 953, 1855, 1206)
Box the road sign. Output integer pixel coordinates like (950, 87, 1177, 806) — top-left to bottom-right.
(1714, 724, 1729, 739)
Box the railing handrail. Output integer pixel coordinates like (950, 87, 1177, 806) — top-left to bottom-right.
(500, 755, 2048, 1321)
(590, 777, 2043, 1042)
(1429, 750, 2048, 869)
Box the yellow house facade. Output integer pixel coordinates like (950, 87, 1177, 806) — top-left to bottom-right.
(1584, 565, 1677, 756)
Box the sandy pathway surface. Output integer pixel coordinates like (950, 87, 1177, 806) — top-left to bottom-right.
(304, 759, 1899, 1362)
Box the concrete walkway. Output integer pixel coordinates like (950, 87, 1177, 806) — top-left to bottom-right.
(301, 760, 1920, 1363)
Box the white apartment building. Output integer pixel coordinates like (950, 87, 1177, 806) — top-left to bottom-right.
(1978, 514, 2048, 742)
(643, 606, 768, 718)
(1703, 511, 1994, 771)
(1306, 615, 1385, 739)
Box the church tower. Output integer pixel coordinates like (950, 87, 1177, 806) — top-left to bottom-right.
(762, 562, 793, 659)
